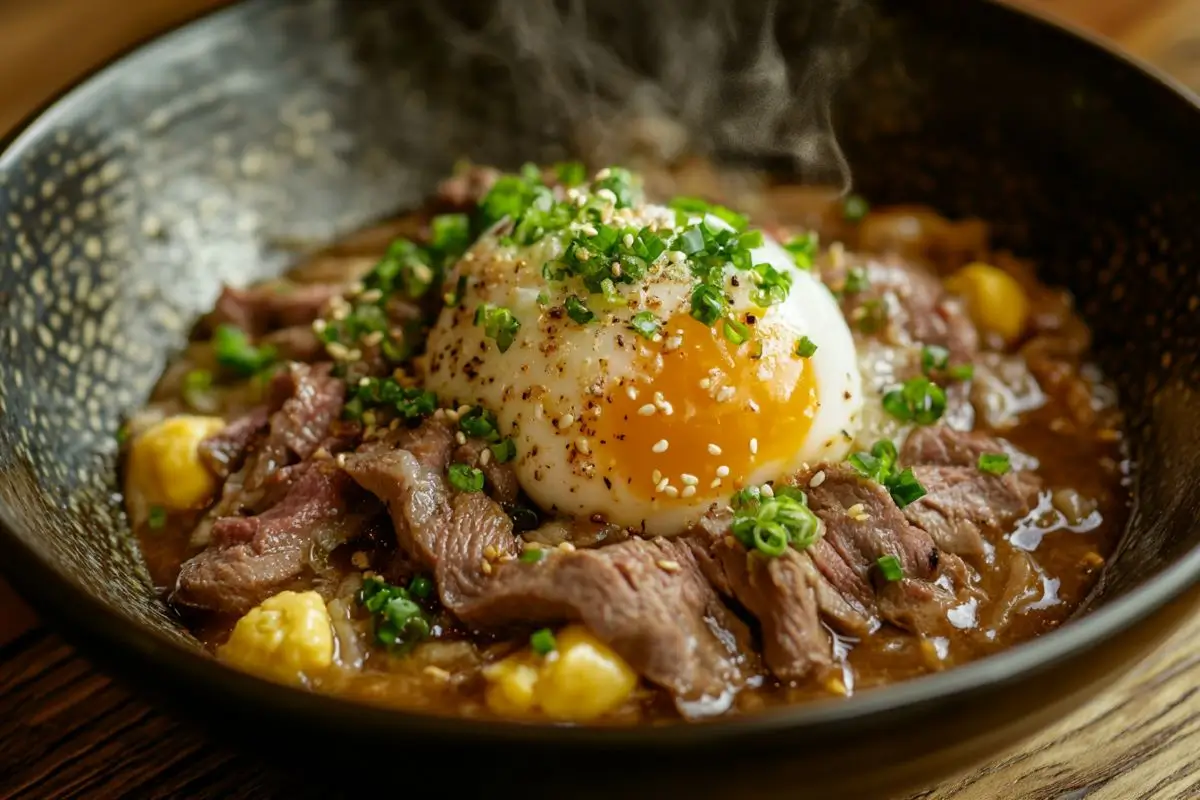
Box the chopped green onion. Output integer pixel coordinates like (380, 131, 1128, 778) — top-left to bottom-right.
(629, 311, 661, 339)
(876, 555, 904, 582)
(530, 628, 557, 655)
(843, 194, 870, 222)
(343, 377, 438, 422)
(843, 266, 869, 294)
(489, 438, 517, 463)
(182, 369, 214, 409)
(676, 226, 707, 255)
(948, 363, 975, 381)
(978, 452, 1012, 475)
(795, 336, 818, 358)
(723, 317, 750, 345)
(408, 575, 433, 599)
(783, 232, 819, 270)
(592, 167, 639, 208)
(519, 548, 546, 563)
(847, 440, 926, 508)
(882, 377, 947, 425)
(213, 324, 277, 377)
(358, 575, 431, 652)
(668, 196, 748, 231)
(448, 463, 485, 493)
(474, 303, 521, 352)
(147, 505, 167, 530)
(921, 345, 950, 374)
(554, 161, 587, 186)
(444, 274, 468, 307)
(690, 283, 726, 326)
(731, 486, 822, 558)
(887, 468, 927, 508)
(430, 214, 471, 257)
(750, 261, 794, 307)
(459, 406, 501, 442)
(565, 295, 595, 324)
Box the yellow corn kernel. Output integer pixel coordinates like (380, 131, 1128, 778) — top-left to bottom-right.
(126, 414, 225, 510)
(218, 590, 333, 686)
(482, 624, 637, 722)
(944, 262, 1029, 343)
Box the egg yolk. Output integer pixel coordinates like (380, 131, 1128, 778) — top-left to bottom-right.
(588, 312, 819, 503)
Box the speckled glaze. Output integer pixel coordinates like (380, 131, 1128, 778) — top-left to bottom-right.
(1, 1, 1200, 797)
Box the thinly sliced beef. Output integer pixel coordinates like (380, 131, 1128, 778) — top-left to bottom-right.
(451, 440, 520, 508)
(173, 462, 377, 615)
(522, 518, 629, 550)
(199, 407, 268, 479)
(343, 426, 757, 714)
(900, 428, 1041, 560)
(262, 325, 326, 363)
(210, 283, 340, 336)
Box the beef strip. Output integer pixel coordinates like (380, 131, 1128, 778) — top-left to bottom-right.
(208, 282, 340, 337)
(199, 407, 269, 479)
(451, 439, 520, 508)
(173, 461, 377, 615)
(261, 325, 326, 363)
(344, 424, 757, 713)
(522, 518, 630, 550)
(900, 427, 1041, 560)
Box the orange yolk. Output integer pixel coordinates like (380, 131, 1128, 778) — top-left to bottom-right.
(590, 312, 819, 502)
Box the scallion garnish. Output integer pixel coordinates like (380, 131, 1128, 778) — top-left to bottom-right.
(723, 317, 750, 345)
(565, 295, 595, 324)
(876, 555, 904, 582)
(519, 548, 546, 564)
(783, 232, 819, 270)
(843, 266, 869, 294)
(448, 463, 485, 493)
(213, 325, 277, 377)
(795, 336, 818, 358)
(147, 505, 167, 530)
(730, 485, 822, 558)
(629, 311, 661, 339)
(690, 283, 726, 326)
(359, 575, 431, 652)
(554, 161, 587, 187)
(474, 303, 520, 352)
(882, 377, 947, 425)
(750, 261, 794, 307)
(489, 438, 517, 464)
(342, 377, 438, 423)
(530, 628, 558, 655)
(408, 575, 433, 600)
(978, 452, 1012, 475)
(847, 439, 927, 509)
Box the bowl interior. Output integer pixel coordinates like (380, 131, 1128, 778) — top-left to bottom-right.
(0, 0, 1199, 725)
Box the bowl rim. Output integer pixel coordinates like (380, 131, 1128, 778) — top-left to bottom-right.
(1, 0, 1199, 748)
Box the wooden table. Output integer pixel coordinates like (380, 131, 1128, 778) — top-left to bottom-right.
(3, 1, 1200, 797)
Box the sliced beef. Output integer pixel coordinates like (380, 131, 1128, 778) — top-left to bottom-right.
(173, 462, 377, 615)
(900, 428, 1041, 560)
(688, 512, 869, 683)
(199, 407, 269, 479)
(522, 518, 630, 550)
(208, 282, 340, 337)
(824, 252, 978, 362)
(261, 325, 326, 363)
(451, 439, 520, 508)
(344, 426, 757, 714)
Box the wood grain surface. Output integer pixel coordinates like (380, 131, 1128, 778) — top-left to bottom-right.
(3, 0, 1200, 798)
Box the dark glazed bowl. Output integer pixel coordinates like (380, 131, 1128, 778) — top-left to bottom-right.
(2, 1, 1200, 797)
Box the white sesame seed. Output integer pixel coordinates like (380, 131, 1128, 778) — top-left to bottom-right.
(652, 469, 663, 484)
(480, 448, 492, 466)
(810, 470, 827, 488)
(597, 188, 618, 204)
(710, 478, 723, 489)
(656, 477, 670, 492)
(664, 335, 683, 352)
(575, 437, 591, 455)
(622, 233, 635, 248)
(480, 560, 493, 575)
(558, 541, 577, 552)
(312, 318, 327, 334)
(847, 503, 865, 518)
(444, 408, 460, 422)
(716, 465, 730, 477)
(681, 485, 698, 498)
(761, 483, 775, 498)
(456, 431, 467, 445)
(699, 378, 711, 390)
(716, 386, 736, 403)
(595, 167, 612, 180)
(680, 474, 699, 486)
(359, 288, 383, 304)
(358, 377, 371, 387)
(747, 400, 761, 413)
(581, 224, 598, 237)
(576, 247, 591, 261)
(638, 404, 657, 416)
(656, 559, 682, 573)
(652, 439, 669, 453)
(654, 391, 666, 405)
(361, 331, 384, 347)
(660, 402, 674, 416)
(665, 486, 680, 498)
(611, 263, 622, 278)
(750, 438, 759, 455)
(457, 405, 472, 415)
(626, 386, 639, 400)
(707, 443, 723, 456)
(558, 413, 575, 428)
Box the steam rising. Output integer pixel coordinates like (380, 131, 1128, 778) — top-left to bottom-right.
(412, 0, 871, 192)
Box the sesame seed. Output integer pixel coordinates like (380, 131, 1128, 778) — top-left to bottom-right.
(750, 438, 759, 455)
(652, 469, 663, 483)
(361, 330, 384, 347)
(581, 224, 598, 237)
(710, 478, 723, 489)
(660, 402, 674, 416)
(761, 483, 775, 498)
(481, 560, 493, 575)
(611, 262, 622, 278)
(480, 448, 492, 466)
(656, 477, 670, 492)
(575, 437, 591, 455)
(350, 551, 369, 569)
(576, 247, 591, 261)
(558, 413, 575, 428)
(810, 470, 827, 488)
(847, 503, 868, 521)
(595, 167, 612, 180)
(336, 453, 348, 468)
(312, 318, 327, 334)
(654, 391, 666, 405)
(484, 545, 498, 560)
(326, 342, 350, 360)
(664, 335, 683, 351)
(699, 378, 711, 390)
(707, 443, 723, 456)
(637, 404, 657, 416)
(747, 400, 761, 413)
(716, 465, 730, 477)
(596, 188, 618, 204)
(424, 665, 452, 682)
(558, 541, 576, 552)
(652, 439, 669, 453)
(626, 386, 639, 400)
(444, 408, 460, 422)
(716, 386, 736, 403)
(665, 486, 680, 498)
(681, 485, 697, 498)
(656, 559, 682, 573)
(681, 473, 699, 486)
(359, 288, 383, 303)
(457, 405, 472, 415)
(622, 233, 635, 248)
